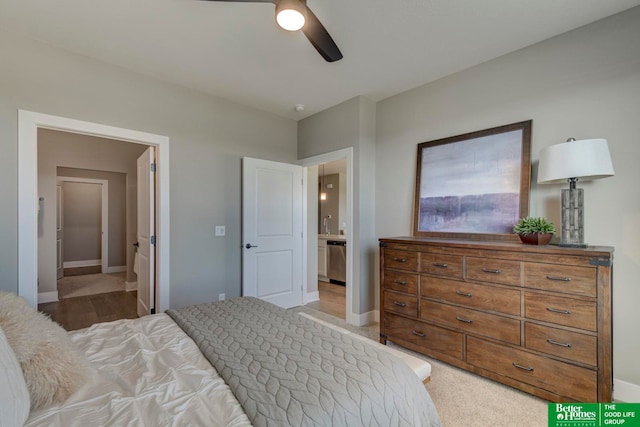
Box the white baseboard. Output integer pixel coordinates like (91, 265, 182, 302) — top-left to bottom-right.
(105, 265, 126, 273)
(352, 309, 378, 327)
(63, 259, 101, 268)
(614, 378, 640, 402)
(38, 291, 59, 304)
(303, 291, 319, 304)
(125, 281, 137, 292)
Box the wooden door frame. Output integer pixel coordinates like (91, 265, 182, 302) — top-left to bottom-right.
(18, 110, 170, 310)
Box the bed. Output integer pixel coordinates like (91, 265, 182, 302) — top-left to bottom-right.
(0, 293, 441, 427)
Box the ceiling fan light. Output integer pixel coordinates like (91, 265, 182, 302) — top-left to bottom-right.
(275, 0, 306, 31)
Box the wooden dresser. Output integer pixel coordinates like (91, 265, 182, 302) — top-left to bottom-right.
(379, 237, 613, 402)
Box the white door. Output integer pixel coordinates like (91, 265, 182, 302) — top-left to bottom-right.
(56, 185, 64, 280)
(137, 147, 155, 317)
(242, 157, 303, 308)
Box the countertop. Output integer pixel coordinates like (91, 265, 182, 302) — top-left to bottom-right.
(318, 234, 346, 241)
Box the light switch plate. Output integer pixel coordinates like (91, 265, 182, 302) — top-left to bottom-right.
(215, 226, 226, 236)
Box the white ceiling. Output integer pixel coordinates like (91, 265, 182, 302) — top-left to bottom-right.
(1, 0, 638, 120)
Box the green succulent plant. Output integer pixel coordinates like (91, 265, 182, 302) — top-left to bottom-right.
(512, 216, 556, 235)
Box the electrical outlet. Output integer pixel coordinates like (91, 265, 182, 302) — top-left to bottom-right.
(218, 293, 225, 301)
(215, 226, 226, 236)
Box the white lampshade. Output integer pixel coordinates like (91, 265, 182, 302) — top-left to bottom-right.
(537, 138, 615, 184)
(275, 0, 306, 31)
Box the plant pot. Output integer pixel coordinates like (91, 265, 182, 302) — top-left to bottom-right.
(518, 233, 553, 245)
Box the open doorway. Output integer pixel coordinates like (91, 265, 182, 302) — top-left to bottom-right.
(299, 147, 355, 324)
(17, 110, 171, 327)
(311, 159, 347, 319)
(37, 132, 147, 330)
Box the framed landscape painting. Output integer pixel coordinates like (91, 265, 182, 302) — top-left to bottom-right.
(413, 120, 532, 241)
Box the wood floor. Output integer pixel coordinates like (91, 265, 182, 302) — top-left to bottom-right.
(39, 280, 345, 331)
(305, 281, 346, 319)
(39, 291, 138, 331)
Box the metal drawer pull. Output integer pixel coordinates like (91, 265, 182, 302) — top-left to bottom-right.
(456, 316, 473, 323)
(546, 275, 571, 282)
(412, 330, 426, 337)
(481, 268, 502, 274)
(393, 257, 408, 263)
(432, 262, 449, 268)
(393, 301, 407, 307)
(547, 338, 572, 348)
(393, 280, 407, 285)
(512, 362, 534, 372)
(546, 307, 571, 315)
(456, 290, 473, 297)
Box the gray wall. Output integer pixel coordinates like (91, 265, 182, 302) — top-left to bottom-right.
(0, 27, 297, 308)
(375, 8, 640, 389)
(318, 173, 340, 235)
(62, 181, 102, 262)
(58, 167, 128, 269)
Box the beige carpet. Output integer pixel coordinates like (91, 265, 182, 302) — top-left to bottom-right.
(293, 306, 548, 427)
(57, 272, 126, 299)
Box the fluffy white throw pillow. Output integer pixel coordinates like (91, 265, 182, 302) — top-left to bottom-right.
(0, 291, 89, 410)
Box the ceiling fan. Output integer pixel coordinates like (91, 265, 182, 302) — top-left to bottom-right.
(202, 0, 343, 62)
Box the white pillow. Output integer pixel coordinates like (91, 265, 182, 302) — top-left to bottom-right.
(0, 291, 89, 410)
(0, 326, 30, 427)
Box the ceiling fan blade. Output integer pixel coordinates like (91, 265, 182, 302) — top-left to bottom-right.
(302, 5, 343, 62)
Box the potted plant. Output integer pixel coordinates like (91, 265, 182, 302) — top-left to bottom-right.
(513, 217, 556, 245)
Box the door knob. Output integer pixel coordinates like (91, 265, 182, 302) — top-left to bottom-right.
(133, 242, 140, 248)
(245, 243, 258, 249)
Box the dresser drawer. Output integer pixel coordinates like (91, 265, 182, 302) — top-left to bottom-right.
(466, 257, 521, 286)
(383, 291, 418, 317)
(384, 250, 418, 271)
(383, 270, 418, 295)
(525, 323, 597, 366)
(523, 263, 596, 297)
(525, 292, 596, 331)
(421, 276, 521, 316)
(467, 336, 596, 402)
(419, 253, 463, 278)
(420, 300, 520, 345)
(384, 312, 463, 360)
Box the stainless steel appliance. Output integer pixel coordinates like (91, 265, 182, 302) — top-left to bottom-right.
(327, 240, 346, 285)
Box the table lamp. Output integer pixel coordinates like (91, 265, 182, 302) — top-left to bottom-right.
(537, 138, 614, 247)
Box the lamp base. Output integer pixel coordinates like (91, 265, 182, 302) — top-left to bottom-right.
(560, 186, 585, 247)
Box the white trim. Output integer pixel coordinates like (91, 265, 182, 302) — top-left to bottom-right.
(125, 281, 138, 292)
(614, 378, 640, 402)
(63, 259, 101, 268)
(354, 309, 377, 326)
(105, 265, 127, 273)
(18, 110, 170, 312)
(37, 291, 59, 304)
(303, 291, 319, 304)
(299, 148, 356, 325)
(57, 176, 109, 274)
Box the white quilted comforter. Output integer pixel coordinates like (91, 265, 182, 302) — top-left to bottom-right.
(24, 313, 252, 427)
